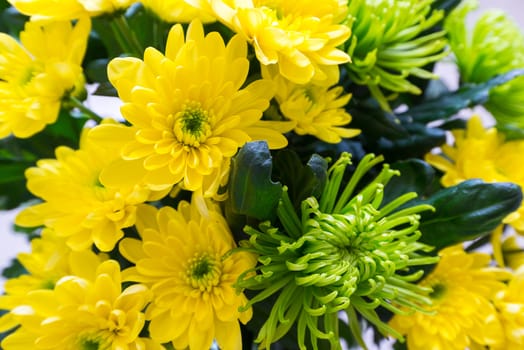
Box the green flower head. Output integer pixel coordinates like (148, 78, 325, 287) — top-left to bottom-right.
(343, 0, 448, 111)
(236, 153, 438, 349)
(446, 0, 524, 130)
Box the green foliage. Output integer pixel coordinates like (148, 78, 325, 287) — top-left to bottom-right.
(0, 110, 87, 209)
(274, 150, 328, 209)
(416, 179, 523, 249)
(227, 141, 283, 221)
(401, 69, 524, 123)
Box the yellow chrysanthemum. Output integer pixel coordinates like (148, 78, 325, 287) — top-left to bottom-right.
(1, 260, 162, 350)
(119, 199, 256, 350)
(194, 0, 351, 85)
(90, 20, 291, 197)
(15, 126, 169, 252)
(8, 0, 136, 20)
(140, 0, 215, 23)
(0, 18, 89, 139)
(389, 245, 511, 350)
(262, 65, 360, 143)
(492, 267, 524, 350)
(491, 226, 524, 270)
(425, 116, 524, 232)
(0, 229, 104, 335)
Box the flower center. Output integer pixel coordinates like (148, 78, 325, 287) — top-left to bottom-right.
(429, 282, 446, 301)
(174, 101, 212, 147)
(76, 332, 110, 350)
(185, 252, 222, 291)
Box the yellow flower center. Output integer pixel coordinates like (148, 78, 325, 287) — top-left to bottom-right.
(186, 252, 222, 292)
(174, 101, 212, 147)
(76, 332, 111, 350)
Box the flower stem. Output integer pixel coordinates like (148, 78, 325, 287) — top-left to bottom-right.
(112, 14, 144, 56)
(68, 96, 103, 123)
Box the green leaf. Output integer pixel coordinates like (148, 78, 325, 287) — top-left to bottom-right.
(2, 258, 27, 280)
(348, 106, 408, 141)
(85, 58, 110, 84)
(0, 6, 28, 36)
(274, 150, 328, 208)
(417, 179, 523, 250)
(228, 141, 283, 221)
(402, 69, 524, 123)
(432, 0, 462, 13)
(376, 122, 447, 161)
(382, 159, 436, 206)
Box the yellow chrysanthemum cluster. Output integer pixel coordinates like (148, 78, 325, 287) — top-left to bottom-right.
(197, 0, 351, 85)
(262, 65, 360, 143)
(90, 20, 291, 197)
(426, 116, 524, 232)
(390, 245, 524, 350)
(8, 0, 137, 20)
(16, 126, 169, 252)
(0, 17, 89, 138)
(119, 199, 256, 350)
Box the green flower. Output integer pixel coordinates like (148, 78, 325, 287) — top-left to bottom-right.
(446, 0, 524, 129)
(343, 0, 448, 111)
(236, 153, 438, 349)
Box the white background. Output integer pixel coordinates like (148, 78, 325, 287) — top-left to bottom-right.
(1, 0, 523, 313)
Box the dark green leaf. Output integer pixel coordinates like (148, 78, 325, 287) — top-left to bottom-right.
(402, 69, 524, 123)
(376, 122, 446, 161)
(0, 6, 28, 36)
(274, 150, 328, 208)
(2, 258, 27, 279)
(417, 179, 523, 249)
(382, 159, 436, 206)
(347, 106, 408, 141)
(432, 0, 462, 12)
(85, 58, 110, 84)
(497, 123, 524, 141)
(228, 141, 282, 221)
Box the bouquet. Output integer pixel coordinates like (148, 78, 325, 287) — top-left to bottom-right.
(1, 0, 524, 349)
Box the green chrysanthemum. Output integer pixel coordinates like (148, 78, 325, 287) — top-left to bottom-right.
(446, 0, 524, 130)
(343, 0, 448, 111)
(236, 153, 438, 349)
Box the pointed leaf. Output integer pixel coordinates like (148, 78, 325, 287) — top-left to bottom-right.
(274, 150, 328, 208)
(417, 179, 523, 249)
(228, 141, 283, 220)
(403, 69, 524, 123)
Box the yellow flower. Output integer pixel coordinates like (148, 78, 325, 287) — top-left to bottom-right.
(492, 267, 524, 350)
(0, 229, 104, 336)
(263, 65, 360, 143)
(90, 20, 291, 197)
(0, 17, 89, 139)
(389, 245, 510, 350)
(15, 126, 168, 252)
(119, 199, 256, 350)
(8, 0, 136, 20)
(197, 0, 351, 85)
(140, 0, 215, 23)
(425, 116, 524, 232)
(1, 260, 162, 350)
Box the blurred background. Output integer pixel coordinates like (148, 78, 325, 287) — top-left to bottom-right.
(1, 0, 524, 293)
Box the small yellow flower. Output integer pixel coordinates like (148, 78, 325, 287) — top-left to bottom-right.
(263, 65, 360, 143)
(90, 20, 291, 197)
(141, 0, 215, 23)
(390, 245, 510, 350)
(119, 199, 256, 350)
(425, 116, 524, 232)
(1, 260, 162, 350)
(199, 0, 351, 85)
(0, 17, 89, 138)
(15, 126, 168, 252)
(8, 0, 136, 20)
(0, 229, 105, 337)
(492, 267, 524, 350)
